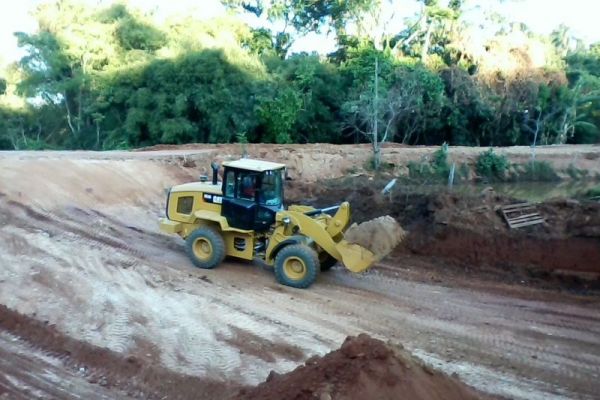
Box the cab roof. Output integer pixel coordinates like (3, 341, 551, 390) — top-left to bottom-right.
(170, 181, 221, 195)
(222, 158, 286, 172)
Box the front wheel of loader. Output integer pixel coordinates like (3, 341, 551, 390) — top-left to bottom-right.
(185, 227, 225, 269)
(274, 244, 319, 289)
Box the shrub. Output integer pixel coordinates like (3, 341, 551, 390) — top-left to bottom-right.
(518, 160, 560, 181)
(431, 143, 450, 178)
(407, 160, 433, 179)
(407, 144, 451, 181)
(565, 164, 588, 180)
(585, 186, 600, 198)
(476, 148, 509, 181)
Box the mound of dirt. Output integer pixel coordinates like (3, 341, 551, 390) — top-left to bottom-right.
(344, 216, 406, 261)
(234, 334, 488, 400)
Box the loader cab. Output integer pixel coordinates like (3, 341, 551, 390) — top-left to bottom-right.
(221, 159, 285, 231)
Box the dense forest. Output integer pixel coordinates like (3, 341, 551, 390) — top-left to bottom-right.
(1, 0, 599, 151)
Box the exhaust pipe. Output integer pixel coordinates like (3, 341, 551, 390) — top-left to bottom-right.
(210, 162, 219, 185)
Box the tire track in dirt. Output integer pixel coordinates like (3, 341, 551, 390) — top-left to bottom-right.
(320, 269, 600, 399)
(3, 204, 599, 399)
(0, 331, 129, 400)
(2, 153, 600, 400)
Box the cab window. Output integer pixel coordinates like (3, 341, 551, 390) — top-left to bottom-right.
(237, 173, 257, 200)
(259, 170, 283, 206)
(224, 170, 235, 197)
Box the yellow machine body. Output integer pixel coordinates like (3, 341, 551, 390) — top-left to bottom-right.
(159, 158, 376, 287)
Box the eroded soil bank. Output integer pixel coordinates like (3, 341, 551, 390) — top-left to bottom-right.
(288, 177, 600, 291)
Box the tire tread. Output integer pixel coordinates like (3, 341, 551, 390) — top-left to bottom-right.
(274, 244, 319, 289)
(185, 226, 226, 269)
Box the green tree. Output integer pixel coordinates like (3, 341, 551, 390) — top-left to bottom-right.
(223, 0, 376, 56)
(265, 53, 344, 142)
(342, 45, 445, 168)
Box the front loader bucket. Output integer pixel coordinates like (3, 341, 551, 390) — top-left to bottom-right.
(335, 240, 376, 273)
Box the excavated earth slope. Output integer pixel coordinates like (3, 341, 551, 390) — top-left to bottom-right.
(1, 149, 600, 400)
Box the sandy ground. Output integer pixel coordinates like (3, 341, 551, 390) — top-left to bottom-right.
(1, 149, 600, 399)
(0, 331, 123, 399)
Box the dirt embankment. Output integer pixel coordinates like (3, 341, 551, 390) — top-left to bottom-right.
(2, 151, 600, 400)
(403, 194, 600, 275)
(287, 177, 600, 287)
(234, 334, 489, 400)
(135, 143, 600, 182)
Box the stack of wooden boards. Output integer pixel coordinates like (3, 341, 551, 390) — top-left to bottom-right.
(500, 202, 545, 229)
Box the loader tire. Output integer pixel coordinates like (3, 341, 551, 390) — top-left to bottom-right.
(319, 253, 338, 272)
(186, 227, 225, 269)
(274, 244, 319, 289)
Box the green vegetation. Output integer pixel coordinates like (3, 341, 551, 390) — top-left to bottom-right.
(476, 149, 510, 181)
(1, 0, 600, 155)
(407, 144, 457, 182)
(585, 186, 600, 197)
(516, 161, 561, 182)
(565, 164, 589, 180)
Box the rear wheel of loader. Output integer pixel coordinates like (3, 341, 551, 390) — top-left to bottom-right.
(185, 227, 225, 269)
(274, 244, 319, 289)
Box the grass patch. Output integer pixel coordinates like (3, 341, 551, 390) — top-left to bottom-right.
(515, 160, 560, 182)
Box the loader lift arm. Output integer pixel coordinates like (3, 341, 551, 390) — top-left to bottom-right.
(266, 202, 375, 273)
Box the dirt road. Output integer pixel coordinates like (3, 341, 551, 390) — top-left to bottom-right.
(1, 150, 599, 399)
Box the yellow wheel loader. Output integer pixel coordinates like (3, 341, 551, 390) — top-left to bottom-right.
(159, 159, 375, 288)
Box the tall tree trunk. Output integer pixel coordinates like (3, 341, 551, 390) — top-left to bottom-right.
(77, 86, 82, 134)
(531, 113, 541, 164)
(373, 56, 380, 170)
(95, 120, 100, 149)
(20, 119, 27, 147)
(421, 19, 433, 62)
(64, 92, 77, 137)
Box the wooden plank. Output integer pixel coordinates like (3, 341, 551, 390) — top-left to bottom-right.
(510, 219, 544, 228)
(510, 217, 542, 224)
(501, 202, 545, 229)
(508, 213, 540, 222)
(509, 218, 543, 227)
(511, 215, 543, 222)
(509, 212, 540, 219)
(506, 207, 536, 213)
(504, 206, 536, 214)
(505, 210, 534, 216)
(502, 202, 532, 210)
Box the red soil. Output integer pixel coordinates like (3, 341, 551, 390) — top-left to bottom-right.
(287, 178, 600, 281)
(234, 334, 490, 400)
(0, 304, 241, 400)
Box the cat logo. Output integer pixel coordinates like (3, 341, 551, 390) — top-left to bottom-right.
(203, 193, 223, 204)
